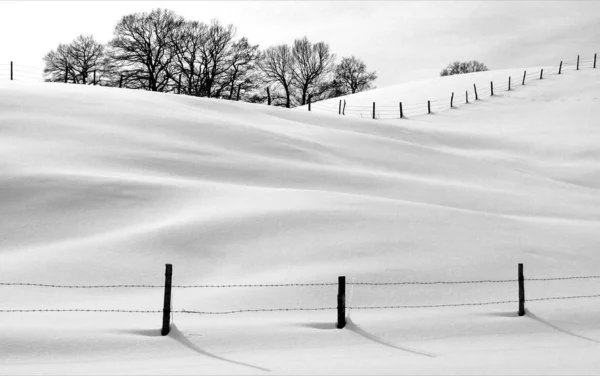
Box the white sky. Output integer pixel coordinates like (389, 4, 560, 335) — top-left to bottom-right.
(1, 0, 599, 87)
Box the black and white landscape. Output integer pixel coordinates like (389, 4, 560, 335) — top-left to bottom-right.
(1, 1, 600, 374)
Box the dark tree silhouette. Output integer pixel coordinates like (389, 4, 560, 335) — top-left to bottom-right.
(201, 20, 236, 98)
(170, 20, 208, 96)
(292, 37, 335, 106)
(259, 44, 295, 108)
(109, 8, 184, 92)
(223, 37, 260, 100)
(440, 60, 488, 76)
(43, 35, 105, 84)
(43, 43, 72, 83)
(334, 56, 377, 94)
(68, 35, 105, 84)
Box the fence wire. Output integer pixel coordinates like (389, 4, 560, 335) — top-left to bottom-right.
(309, 59, 595, 120)
(2, 293, 598, 315)
(179, 307, 336, 315)
(349, 300, 518, 309)
(2, 275, 599, 289)
(0, 309, 162, 313)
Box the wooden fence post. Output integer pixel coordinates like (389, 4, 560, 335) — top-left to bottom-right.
(577, 55, 580, 70)
(372, 102, 375, 119)
(508, 76, 511, 91)
(10, 61, 13, 81)
(308, 95, 311, 111)
(427, 100, 431, 114)
(558, 61, 562, 74)
(343, 100, 346, 115)
(337, 276, 346, 329)
(490, 81, 494, 96)
(339, 100, 342, 115)
(518, 263, 525, 317)
(267, 87, 271, 106)
(399, 102, 403, 118)
(178, 74, 182, 94)
(466, 91, 468, 104)
(540, 69, 543, 79)
(522, 70, 526, 85)
(161, 264, 173, 336)
(594, 53, 597, 68)
(119, 73, 123, 88)
(64, 65, 68, 83)
(93, 70, 96, 85)
(450, 92, 454, 108)
(473, 84, 478, 100)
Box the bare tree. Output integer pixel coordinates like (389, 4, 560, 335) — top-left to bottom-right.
(259, 44, 295, 108)
(292, 37, 335, 106)
(43, 43, 73, 83)
(440, 60, 488, 76)
(171, 20, 209, 96)
(67, 35, 105, 84)
(223, 37, 260, 100)
(108, 8, 184, 92)
(43, 35, 105, 84)
(201, 19, 236, 98)
(334, 56, 377, 94)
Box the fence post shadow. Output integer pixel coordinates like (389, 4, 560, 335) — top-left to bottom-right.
(345, 318, 435, 358)
(525, 310, 600, 344)
(169, 324, 272, 372)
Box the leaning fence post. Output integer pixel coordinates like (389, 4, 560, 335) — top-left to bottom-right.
(342, 100, 346, 115)
(399, 102, 403, 118)
(473, 84, 478, 100)
(508, 76, 511, 91)
(594, 53, 597, 69)
(161, 264, 173, 336)
(337, 276, 346, 329)
(339, 100, 342, 115)
(522, 70, 526, 85)
(577, 55, 580, 70)
(450, 92, 454, 108)
(490, 81, 494, 96)
(540, 69, 543, 79)
(372, 102, 375, 119)
(558, 61, 563, 74)
(119, 73, 123, 88)
(465, 91, 468, 104)
(10, 61, 13, 80)
(518, 263, 525, 316)
(427, 100, 431, 114)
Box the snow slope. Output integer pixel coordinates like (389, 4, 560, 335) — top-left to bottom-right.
(1, 63, 599, 374)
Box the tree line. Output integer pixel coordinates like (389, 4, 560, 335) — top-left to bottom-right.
(43, 8, 377, 108)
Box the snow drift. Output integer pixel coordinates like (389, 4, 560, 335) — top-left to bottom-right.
(1, 62, 599, 374)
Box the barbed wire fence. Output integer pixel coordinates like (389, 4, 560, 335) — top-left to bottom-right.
(309, 53, 598, 120)
(0, 62, 45, 82)
(1, 263, 599, 335)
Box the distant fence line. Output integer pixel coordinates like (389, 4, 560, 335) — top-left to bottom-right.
(308, 53, 598, 119)
(1, 263, 599, 335)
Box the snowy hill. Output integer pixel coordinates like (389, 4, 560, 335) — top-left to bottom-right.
(1, 63, 599, 374)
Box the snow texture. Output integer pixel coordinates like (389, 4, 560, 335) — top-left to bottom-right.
(1, 63, 599, 374)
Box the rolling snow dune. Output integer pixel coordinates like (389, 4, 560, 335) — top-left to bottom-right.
(1, 64, 599, 374)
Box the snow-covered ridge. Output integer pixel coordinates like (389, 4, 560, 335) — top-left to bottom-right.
(1, 64, 599, 374)
(301, 56, 596, 119)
